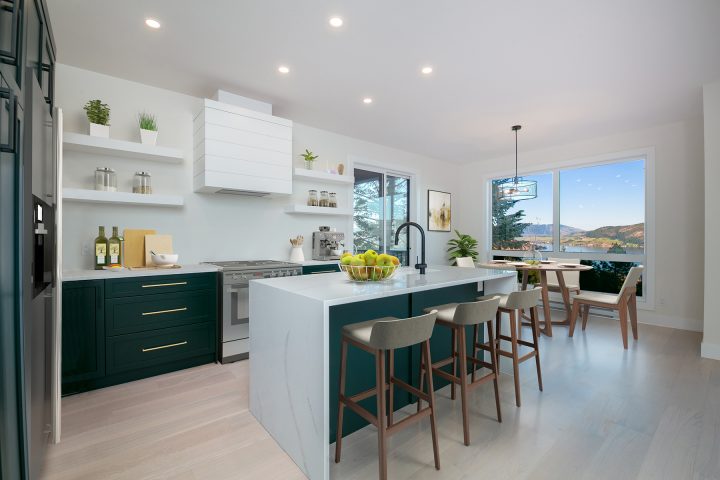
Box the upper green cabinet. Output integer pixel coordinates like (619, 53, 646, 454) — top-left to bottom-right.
(62, 280, 105, 384)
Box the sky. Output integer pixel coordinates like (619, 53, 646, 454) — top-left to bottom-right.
(501, 158, 645, 232)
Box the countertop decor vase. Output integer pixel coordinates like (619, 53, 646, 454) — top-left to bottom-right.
(305, 160, 314, 170)
(290, 246, 305, 262)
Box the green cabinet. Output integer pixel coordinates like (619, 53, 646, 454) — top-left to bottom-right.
(302, 263, 340, 275)
(61, 280, 105, 384)
(62, 272, 218, 395)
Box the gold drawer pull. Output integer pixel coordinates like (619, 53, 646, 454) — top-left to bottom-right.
(142, 307, 187, 316)
(141, 281, 188, 288)
(142, 341, 188, 352)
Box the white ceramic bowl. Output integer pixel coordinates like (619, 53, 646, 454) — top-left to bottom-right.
(151, 253, 179, 266)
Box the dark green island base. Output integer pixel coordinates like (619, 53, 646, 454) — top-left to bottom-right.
(328, 283, 483, 442)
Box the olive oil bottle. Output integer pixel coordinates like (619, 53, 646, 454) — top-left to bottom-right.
(108, 226, 122, 267)
(94, 226, 108, 270)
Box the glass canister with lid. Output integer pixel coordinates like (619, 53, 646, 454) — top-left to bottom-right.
(133, 171, 152, 194)
(319, 190, 329, 207)
(307, 189, 319, 206)
(94, 167, 117, 191)
(328, 192, 337, 208)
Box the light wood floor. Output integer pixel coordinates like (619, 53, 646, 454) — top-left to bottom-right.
(42, 314, 720, 480)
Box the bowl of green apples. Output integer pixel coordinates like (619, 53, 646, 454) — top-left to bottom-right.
(339, 250, 400, 282)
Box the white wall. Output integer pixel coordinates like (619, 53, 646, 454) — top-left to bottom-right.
(56, 64, 458, 270)
(455, 120, 705, 332)
(702, 81, 720, 358)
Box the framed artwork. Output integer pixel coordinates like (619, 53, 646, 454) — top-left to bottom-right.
(427, 190, 451, 232)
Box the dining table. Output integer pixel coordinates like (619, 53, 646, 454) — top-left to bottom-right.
(478, 260, 594, 336)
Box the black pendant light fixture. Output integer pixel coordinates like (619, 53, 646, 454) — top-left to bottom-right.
(497, 125, 537, 201)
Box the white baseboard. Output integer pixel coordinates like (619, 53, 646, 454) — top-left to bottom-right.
(701, 342, 720, 360)
(637, 311, 703, 332)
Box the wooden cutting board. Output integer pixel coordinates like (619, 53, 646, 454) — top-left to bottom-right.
(144, 234, 174, 266)
(123, 229, 156, 268)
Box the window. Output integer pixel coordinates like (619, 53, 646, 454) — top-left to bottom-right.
(353, 168, 411, 265)
(490, 156, 648, 299)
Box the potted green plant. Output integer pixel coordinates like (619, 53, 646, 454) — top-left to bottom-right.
(138, 112, 158, 146)
(83, 99, 110, 138)
(299, 149, 318, 170)
(447, 229, 479, 266)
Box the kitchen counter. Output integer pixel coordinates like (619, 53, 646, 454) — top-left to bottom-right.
(249, 265, 517, 480)
(295, 259, 340, 266)
(62, 263, 219, 281)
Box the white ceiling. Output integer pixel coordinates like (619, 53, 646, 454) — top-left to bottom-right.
(47, 0, 720, 163)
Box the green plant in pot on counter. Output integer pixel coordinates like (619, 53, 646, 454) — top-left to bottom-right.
(300, 149, 318, 170)
(84, 99, 110, 138)
(447, 229, 478, 265)
(138, 112, 158, 146)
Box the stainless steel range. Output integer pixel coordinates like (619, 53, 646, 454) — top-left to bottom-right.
(204, 260, 302, 363)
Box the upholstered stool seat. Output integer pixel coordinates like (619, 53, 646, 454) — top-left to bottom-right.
(419, 296, 502, 446)
(335, 312, 440, 479)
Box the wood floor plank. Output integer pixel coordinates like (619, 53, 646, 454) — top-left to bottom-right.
(42, 315, 720, 480)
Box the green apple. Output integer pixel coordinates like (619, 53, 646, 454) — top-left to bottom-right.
(363, 250, 378, 266)
(340, 255, 353, 266)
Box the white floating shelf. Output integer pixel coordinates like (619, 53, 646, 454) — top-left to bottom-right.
(293, 168, 354, 185)
(63, 132, 184, 164)
(63, 188, 184, 207)
(284, 204, 352, 216)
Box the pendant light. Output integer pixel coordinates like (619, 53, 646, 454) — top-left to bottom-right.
(497, 125, 537, 201)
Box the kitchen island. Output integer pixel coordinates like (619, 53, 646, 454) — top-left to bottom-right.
(249, 265, 516, 480)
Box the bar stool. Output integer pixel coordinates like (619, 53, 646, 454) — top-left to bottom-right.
(335, 312, 440, 480)
(480, 288, 543, 407)
(418, 296, 502, 446)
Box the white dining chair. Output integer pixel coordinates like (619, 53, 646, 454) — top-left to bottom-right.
(545, 257, 580, 295)
(455, 257, 476, 268)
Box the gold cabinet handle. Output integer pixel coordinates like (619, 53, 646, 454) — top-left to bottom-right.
(141, 307, 187, 316)
(142, 341, 188, 352)
(141, 281, 188, 288)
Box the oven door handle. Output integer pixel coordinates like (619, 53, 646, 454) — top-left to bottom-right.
(226, 284, 249, 293)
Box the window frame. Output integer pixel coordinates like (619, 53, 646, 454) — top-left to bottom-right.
(483, 147, 655, 310)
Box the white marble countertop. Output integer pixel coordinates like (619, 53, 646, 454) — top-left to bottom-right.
(252, 265, 516, 306)
(62, 263, 219, 282)
(296, 260, 339, 266)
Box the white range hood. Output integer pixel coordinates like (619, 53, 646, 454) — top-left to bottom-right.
(193, 93, 293, 196)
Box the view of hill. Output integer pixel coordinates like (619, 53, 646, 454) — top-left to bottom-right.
(522, 224, 585, 237)
(581, 223, 644, 242)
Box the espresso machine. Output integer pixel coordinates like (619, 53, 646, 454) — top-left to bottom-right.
(312, 227, 345, 260)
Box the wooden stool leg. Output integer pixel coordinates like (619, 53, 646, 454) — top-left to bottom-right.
(530, 307, 543, 392)
(335, 338, 348, 463)
(458, 326, 470, 446)
(582, 305, 590, 330)
(629, 293, 639, 340)
(495, 310, 502, 367)
(471, 324, 478, 383)
(539, 271, 553, 337)
(569, 301, 581, 337)
(450, 328, 457, 400)
(618, 299, 629, 349)
(423, 340, 441, 470)
(509, 310, 521, 407)
(486, 320, 502, 423)
(388, 349, 394, 427)
(417, 347, 425, 413)
(376, 349, 388, 480)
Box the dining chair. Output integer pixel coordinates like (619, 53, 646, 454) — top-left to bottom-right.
(545, 257, 580, 295)
(569, 266, 644, 349)
(455, 257, 476, 268)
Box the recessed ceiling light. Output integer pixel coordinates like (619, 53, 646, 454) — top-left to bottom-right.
(421, 66, 433, 75)
(363, 97, 373, 104)
(145, 18, 161, 29)
(329, 17, 344, 27)
(278, 65, 290, 74)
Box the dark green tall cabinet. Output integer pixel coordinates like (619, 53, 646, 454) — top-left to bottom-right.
(1, 1, 55, 479)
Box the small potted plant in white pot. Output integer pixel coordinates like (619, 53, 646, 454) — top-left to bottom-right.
(300, 149, 318, 170)
(84, 99, 110, 138)
(138, 112, 158, 146)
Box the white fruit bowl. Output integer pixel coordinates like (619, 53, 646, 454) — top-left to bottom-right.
(339, 264, 399, 282)
(151, 253, 179, 266)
